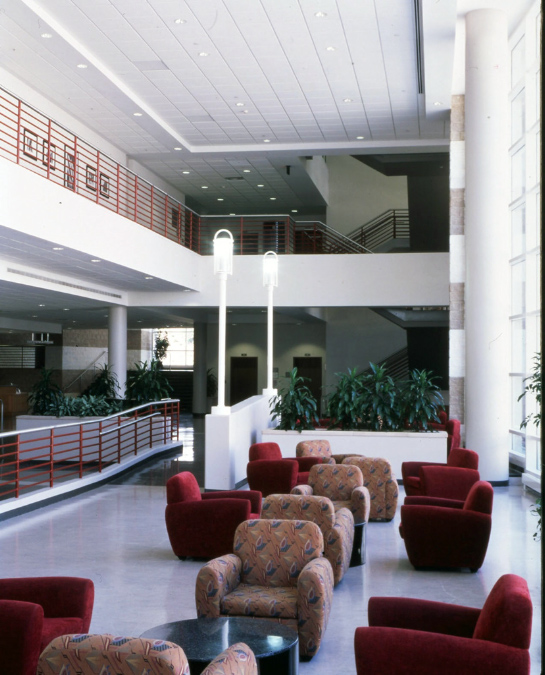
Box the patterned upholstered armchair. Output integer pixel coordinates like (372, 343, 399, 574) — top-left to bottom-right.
(195, 519, 334, 658)
(37, 634, 258, 675)
(342, 456, 399, 521)
(296, 439, 357, 465)
(262, 494, 354, 586)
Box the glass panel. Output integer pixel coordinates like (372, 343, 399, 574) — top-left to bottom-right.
(511, 147, 525, 199)
(511, 203, 525, 257)
(511, 318, 525, 372)
(511, 260, 525, 314)
(160, 328, 195, 369)
(511, 89, 525, 142)
(511, 37, 525, 87)
(510, 431, 526, 457)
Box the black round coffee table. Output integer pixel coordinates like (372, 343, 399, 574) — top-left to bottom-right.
(140, 616, 298, 675)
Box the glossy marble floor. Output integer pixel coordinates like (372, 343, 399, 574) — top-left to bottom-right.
(0, 416, 541, 674)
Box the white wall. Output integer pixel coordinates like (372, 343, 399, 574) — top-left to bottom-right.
(326, 156, 408, 234)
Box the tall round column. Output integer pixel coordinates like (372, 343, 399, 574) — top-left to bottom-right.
(108, 306, 127, 399)
(464, 9, 510, 482)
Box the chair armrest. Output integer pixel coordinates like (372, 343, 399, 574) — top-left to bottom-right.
(195, 554, 242, 618)
(291, 484, 314, 496)
(354, 627, 530, 675)
(0, 577, 94, 626)
(297, 558, 334, 656)
(368, 597, 480, 637)
(203, 489, 262, 515)
(201, 643, 258, 675)
(420, 466, 480, 500)
(401, 461, 443, 481)
(404, 496, 465, 509)
(0, 599, 44, 675)
(294, 456, 322, 471)
(326, 508, 354, 585)
(351, 486, 371, 524)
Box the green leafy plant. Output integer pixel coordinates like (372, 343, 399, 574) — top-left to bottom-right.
(530, 497, 542, 542)
(206, 368, 218, 399)
(81, 364, 119, 399)
(126, 359, 173, 405)
(45, 394, 123, 417)
(270, 367, 319, 432)
(327, 368, 365, 430)
(154, 331, 170, 365)
(29, 369, 62, 414)
(358, 362, 401, 431)
(518, 352, 541, 429)
(400, 368, 444, 431)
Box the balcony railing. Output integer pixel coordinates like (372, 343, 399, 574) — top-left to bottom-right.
(0, 85, 376, 256)
(0, 399, 179, 502)
(347, 209, 410, 251)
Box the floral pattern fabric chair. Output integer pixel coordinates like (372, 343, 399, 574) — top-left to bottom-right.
(291, 464, 370, 525)
(195, 519, 334, 658)
(296, 440, 344, 465)
(261, 494, 354, 586)
(342, 456, 399, 521)
(37, 634, 258, 675)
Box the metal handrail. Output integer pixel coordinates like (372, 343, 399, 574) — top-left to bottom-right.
(99, 411, 161, 436)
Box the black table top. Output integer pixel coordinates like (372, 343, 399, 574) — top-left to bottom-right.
(140, 616, 298, 663)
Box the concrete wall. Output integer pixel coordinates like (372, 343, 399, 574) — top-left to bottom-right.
(326, 156, 408, 234)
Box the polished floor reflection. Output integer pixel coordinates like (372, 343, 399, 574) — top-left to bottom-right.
(0, 415, 541, 674)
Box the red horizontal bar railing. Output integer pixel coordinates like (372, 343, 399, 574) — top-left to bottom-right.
(0, 400, 179, 502)
(0, 85, 379, 256)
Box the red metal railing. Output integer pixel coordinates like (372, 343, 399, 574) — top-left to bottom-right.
(0, 399, 179, 502)
(0, 85, 371, 255)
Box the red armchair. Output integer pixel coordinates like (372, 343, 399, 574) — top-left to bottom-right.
(0, 576, 94, 675)
(354, 574, 532, 675)
(165, 472, 262, 559)
(402, 447, 480, 499)
(399, 480, 493, 571)
(246, 442, 321, 497)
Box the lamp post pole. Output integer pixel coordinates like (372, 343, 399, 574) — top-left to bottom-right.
(212, 229, 233, 415)
(262, 251, 278, 397)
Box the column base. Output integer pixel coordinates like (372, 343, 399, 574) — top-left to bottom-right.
(210, 406, 231, 415)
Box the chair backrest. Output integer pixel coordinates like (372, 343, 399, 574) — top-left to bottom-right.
(234, 519, 323, 588)
(438, 410, 448, 425)
(309, 464, 363, 501)
(249, 442, 282, 462)
(447, 448, 479, 470)
(201, 642, 258, 675)
(166, 472, 202, 504)
(446, 419, 461, 451)
(342, 456, 398, 518)
(473, 574, 533, 649)
(463, 481, 494, 514)
(296, 440, 333, 463)
(37, 634, 190, 675)
(262, 494, 336, 531)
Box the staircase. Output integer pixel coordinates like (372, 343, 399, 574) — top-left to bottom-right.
(362, 348, 409, 381)
(347, 210, 410, 252)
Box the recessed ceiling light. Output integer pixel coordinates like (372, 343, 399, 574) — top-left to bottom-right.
(356, 135, 365, 139)
(41, 33, 52, 38)
(270, 197, 277, 200)
(229, 213, 236, 215)
(434, 101, 443, 106)
(315, 11, 327, 18)
(217, 198, 224, 201)
(263, 139, 271, 143)
(326, 46, 336, 51)
(32, 315, 37, 318)
(236, 102, 245, 107)
(174, 18, 186, 24)
(257, 184, 264, 187)
(133, 112, 143, 117)
(199, 52, 209, 57)
(52, 246, 64, 251)
(63, 308, 69, 311)
(241, 110, 249, 114)
(291, 209, 298, 213)
(39, 304, 45, 307)
(182, 170, 190, 174)
(201, 185, 208, 189)
(145, 276, 153, 280)
(343, 98, 352, 103)
(77, 63, 88, 69)
(243, 169, 251, 173)
(137, 320, 142, 323)
(174, 147, 182, 151)
(91, 259, 101, 263)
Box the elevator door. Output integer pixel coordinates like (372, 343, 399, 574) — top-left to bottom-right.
(230, 357, 258, 405)
(293, 357, 323, 415)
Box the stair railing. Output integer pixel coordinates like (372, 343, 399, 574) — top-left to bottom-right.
(63, 350, 108, 393)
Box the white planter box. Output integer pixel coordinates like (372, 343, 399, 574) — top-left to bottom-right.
(260, 428, 448, 481)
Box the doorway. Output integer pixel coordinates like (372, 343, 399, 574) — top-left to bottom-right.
(293, 356, 323, 415)
(230, 356, 258, 405)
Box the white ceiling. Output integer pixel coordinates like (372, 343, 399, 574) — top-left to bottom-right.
(0, 0, 535, 333)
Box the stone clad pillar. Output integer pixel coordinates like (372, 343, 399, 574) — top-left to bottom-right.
(108, 306, 127, 399)
(464, 9, 510, 482)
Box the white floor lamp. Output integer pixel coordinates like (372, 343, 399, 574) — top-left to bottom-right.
(211, 229, 233, 415)
(262, 250, 278, 396)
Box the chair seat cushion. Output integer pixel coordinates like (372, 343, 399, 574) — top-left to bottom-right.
(296, 471, 310, 484)
(333, 500, 352, 513)
(41, 617, 85, 650)
(221, 583, 298, 620)
(250, 512, 260, 519)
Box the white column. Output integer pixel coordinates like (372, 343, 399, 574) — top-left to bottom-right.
(192, 322, 207, 415)
(263, 284, 277, 396)
(108, 306, 127, 399)
(464, 10, 510, 482)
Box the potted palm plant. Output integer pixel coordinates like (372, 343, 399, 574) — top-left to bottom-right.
(270, 368, 319, 431)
